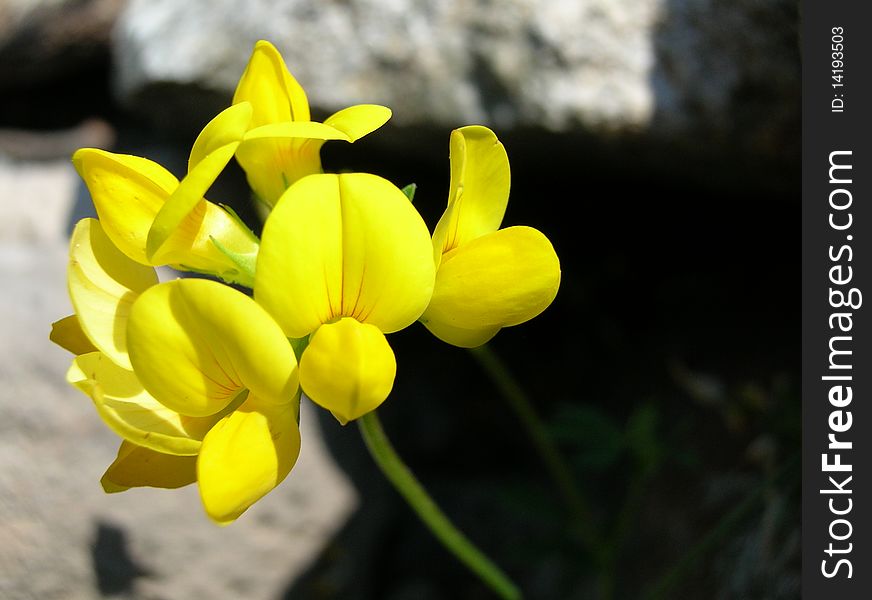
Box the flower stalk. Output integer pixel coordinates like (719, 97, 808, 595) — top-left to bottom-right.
(358, 410, 522, 600)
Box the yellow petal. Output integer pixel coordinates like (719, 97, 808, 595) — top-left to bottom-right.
(197, 392, 300, 524)
(421, 226, 560, 340)
(50, 315, 98, 355)
(68, 218, 158, 370)
(299, 318, 396, 425)
(242, 121, 351, 142)
(147, 103, 253, 261)
(418, 321, 501, 349)
(68, 352, 221, 455)
(101, 440, 197, 493)
(432, 125, 511, 265)
(189, 101, 254, 171)
(164, 200, 260, 288)
(323, 104, 392, 141)
(255, 173, 435, 337)
(233, 39, 310, 126)
(235, 121, 349, 205)
(73, 149, 179, 265)
(72, 148, 259, 281)
(127, 279, 298, 417)
(234, 107, 390, 207)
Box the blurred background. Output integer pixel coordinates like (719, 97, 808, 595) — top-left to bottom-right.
(0, 0, 799, 598)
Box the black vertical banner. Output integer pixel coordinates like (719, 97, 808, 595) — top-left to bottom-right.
(803, 2, 872, 598)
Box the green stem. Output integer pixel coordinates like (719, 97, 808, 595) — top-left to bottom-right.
(358, 411, 522, 600)
(468, 345, 599, 549)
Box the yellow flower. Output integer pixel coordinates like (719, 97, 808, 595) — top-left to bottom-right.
(73, 103, 260, 286)
(233, 40, 392, 207)
(420, 126, 561, 347)
(53, 218, 300, 524)
(255, 173, 435, 424)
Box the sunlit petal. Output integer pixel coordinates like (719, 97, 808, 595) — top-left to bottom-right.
(300, 318, 396, 425)
(432, 125, 510, 265)
(147, 103, 253, 260)
(68, 352, 221, 455)
(189, 101, 254, 171)
(255, 173, 435, 337)
(197, 392, 300, 524)
(418, 320, 501, 349)
(422, 226, 560, 335)
(242, 121, 350, 142)
(233, 39, 310, 126)
(50, 315, 98, 355)
(235, 121, 349, 205)
(68, 218, 158, 370)
(72, 149, 259, 282)
(231, 41, 391, 206)
(72, 149, 178, 265)
(127, 279, 298, 417)
(323, 104, 392, 142)
(101, 440, 197, 493)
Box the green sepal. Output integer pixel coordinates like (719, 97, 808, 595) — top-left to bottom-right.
(288, 335, 310, 363)
(209, 236, 257, 288)
(218, 203, 260, 242)
(401, 183, 417, 203)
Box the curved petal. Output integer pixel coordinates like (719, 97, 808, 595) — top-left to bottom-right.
(72, 149, 179, 265)
(101, 440, 197, 493)
(236, 121, 350, 205)
(189, 101, 254, 171)
(72, 149, 259, 281)
(197, 392, 301, 525)
(323, 104, 392, 142)
(161, 200, 260, 287)
(299, 318, 396, 424)
(418, 320, 501, 349)
(422, 226, 560, 335)
(432, 126, 511, 265)
(68, 218, 158, 370)
(256, 173, 435, 337)
(147, 103, 254, 260)
(127, 279, 298, 417)
(233, 39, 310, 126)
(68, 352, 220, 455)
(50, 315, 98, 355)
(242, 121, 350, 142)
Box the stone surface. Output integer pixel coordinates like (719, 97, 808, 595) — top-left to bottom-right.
(113, 0, 798, 151)
(0, 156, 358, 599)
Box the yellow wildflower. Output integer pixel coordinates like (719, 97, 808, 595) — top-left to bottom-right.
(54, 218, 300, 524)
(255, 173, 435, 424)
(233, 40, 392, 207)
(420, 126, 561, 347)
(73, 103, 259, 286)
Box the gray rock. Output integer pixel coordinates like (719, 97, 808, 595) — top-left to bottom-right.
(113, 0, 798, 156)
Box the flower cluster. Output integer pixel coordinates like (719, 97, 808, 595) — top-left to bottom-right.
(50, 40, 560, 524)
